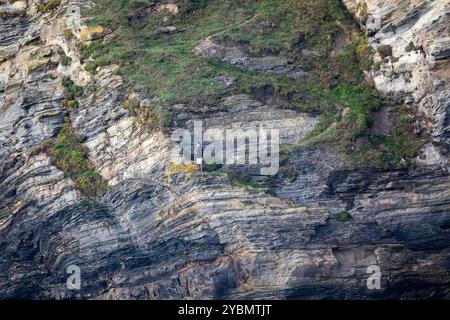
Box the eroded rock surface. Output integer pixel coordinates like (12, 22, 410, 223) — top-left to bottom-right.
(343, 0, 450, 165)
(0, 1, 449, 299)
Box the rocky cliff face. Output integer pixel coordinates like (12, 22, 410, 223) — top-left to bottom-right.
(0, 0, 449, 299)
(343, 0, 450, 165)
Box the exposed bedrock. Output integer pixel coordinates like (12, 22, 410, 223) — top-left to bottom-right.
(1, 166, 449, 299)
(0, 1, 449, 299)
(343, 0, 450, 164)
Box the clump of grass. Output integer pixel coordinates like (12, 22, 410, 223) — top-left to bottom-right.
(203, 162, 223, 172)
(61, 99, 79, 110)
(27, 38, 44, 46)
(123, 96, 173, 131)
(357, 2, 369, 24)
(355, 37, 373, 71)
(334, 211, 353, 222)
(37, 0, 61, 13)
(373, 61, 382, 71)
(84, 61, 97, 74)
(62, 77, 83, 100)
(229, 172, 261, 190)
(61, 78, 82, 112)
(63, 30, 74, 41)
(42, 118, 109, 196)
(300, 83, 381, 151)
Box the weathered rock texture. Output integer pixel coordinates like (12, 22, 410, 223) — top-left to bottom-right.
(0, 1, 449, 299)
(343, 0, 450, 165)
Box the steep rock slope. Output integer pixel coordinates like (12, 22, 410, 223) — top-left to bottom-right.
(0, 0, 449, 299)
(343, 0, 450, 165)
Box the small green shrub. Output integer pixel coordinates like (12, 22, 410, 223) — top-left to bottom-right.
(334, 211, 353, 222)
(61, 99, 79, 109)
(84, 61, 98, 74)
(62, 78, 83, 99)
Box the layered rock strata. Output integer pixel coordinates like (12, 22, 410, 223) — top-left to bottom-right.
(0, 1, 448, 299)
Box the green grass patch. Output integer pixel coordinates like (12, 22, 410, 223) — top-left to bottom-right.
(334, 211, 353, 222)
(83, 0, 367, 119)
(229, 172, 262, 191)
(37, 0, 61, 13)
(60, 55, 72, 66)
(42, 118, 109, 196)
(84, 61, 98, 74)
(300, 83, 380, 150)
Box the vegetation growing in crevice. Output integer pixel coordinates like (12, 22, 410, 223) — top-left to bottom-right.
(60, 54, 72, 67)
(36, 0, 61, 13)
(122, 95, 173, 131)
(84, 61, 98, 74)
(61, 78, 83, 110)
(351, 105, 430, 168)
(334, 211, 353, 222)
(39, 118, 109, 196)
(228, 172, 263, 191)
(203, 162, 223, 172)
(300, 84, 381, 149)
